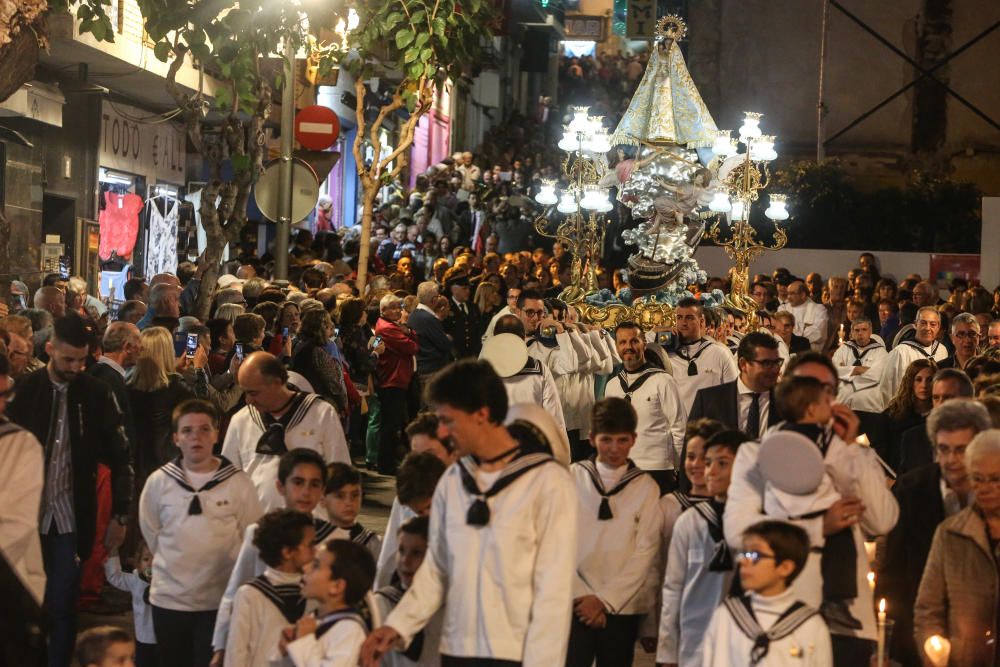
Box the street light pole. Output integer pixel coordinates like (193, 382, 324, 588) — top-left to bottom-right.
(274, 36, 295, 282)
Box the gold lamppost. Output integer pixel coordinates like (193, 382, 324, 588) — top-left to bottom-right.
(533, 106, 613, 303)
(704, 112, 790, 314)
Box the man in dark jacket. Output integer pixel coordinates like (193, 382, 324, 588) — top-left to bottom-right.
(408, 281, 455, 384)
(442, 273, 482, 358)
(878, 400, 990, 667)
(7, 313, 133, 667)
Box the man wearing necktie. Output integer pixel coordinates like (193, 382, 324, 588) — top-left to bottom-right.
(443, 272, 482, 358)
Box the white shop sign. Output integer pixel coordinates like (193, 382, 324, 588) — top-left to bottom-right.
(100, 101, 186, 183)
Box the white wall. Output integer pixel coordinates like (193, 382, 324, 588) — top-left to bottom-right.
(692, 246, 932, 283)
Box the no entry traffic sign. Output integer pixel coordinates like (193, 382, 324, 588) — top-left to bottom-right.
(294, 105, 340, 150)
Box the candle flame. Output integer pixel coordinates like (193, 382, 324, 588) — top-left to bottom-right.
(879, 598, 886, 613)
(867, 571, 875, 587)
(857, 433, 871, 447)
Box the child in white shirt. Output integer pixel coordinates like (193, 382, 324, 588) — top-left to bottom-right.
(324, 463, 381, 560)
(568, 397, 662, 667)
(703, 521, 831, 666)
(104, 540, 156, 666)
(225, 509, 315, 667)
(139, 399, 262, 667)
(277, 539, 377, 666)
(372, 516, 442, 667)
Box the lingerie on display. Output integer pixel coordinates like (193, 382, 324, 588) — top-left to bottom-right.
(144, 196, 180, 277)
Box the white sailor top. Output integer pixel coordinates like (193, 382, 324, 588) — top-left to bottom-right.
(571, 459, 662, 615)
(225, 567, 304, 667)
(667, 338, 739, 413)
(702, 590, 832, 667)
(501, 357, 567, 432)
(526, 331, 578, 377)
(222, 393, 351, 511)
(283, 608, 369, 667)
(372, 584, 443, 667)
(603, 364, 688, 471)
(139, 457, 262, 612)
(384, 452, 577, 665)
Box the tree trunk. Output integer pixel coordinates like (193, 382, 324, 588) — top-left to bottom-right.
(355, 185, 379, 292)
(0, 28, 40, 104)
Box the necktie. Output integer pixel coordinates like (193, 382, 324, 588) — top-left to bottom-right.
(746, 393, 761, 438)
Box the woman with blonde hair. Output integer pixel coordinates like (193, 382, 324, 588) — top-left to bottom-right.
(215, 302, 246, 326)
(128, 327, 195, 480)
(473, 281, 503, 332)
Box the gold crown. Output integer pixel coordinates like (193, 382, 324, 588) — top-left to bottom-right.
(655, 15, 687, 42)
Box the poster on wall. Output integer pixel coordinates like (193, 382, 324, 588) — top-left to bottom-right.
(626, 0, 656, 39)
(930, 253, 981, 288)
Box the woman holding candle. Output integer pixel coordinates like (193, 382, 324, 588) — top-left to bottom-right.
(914, 428, 1000, 666)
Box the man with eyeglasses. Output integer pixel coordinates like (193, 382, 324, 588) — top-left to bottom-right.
(939, 312, 981, 371)
(895, 368, 975, 475)
(778, 280, 828, 352)
(515, 289, 578, 377)
(880, 400, 990, 667)
(726, 350, 899, 666)
(877, 306, 949, 410)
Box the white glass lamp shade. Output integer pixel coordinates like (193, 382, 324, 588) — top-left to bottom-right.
(750, 135, 777, 162)
(586, 115, 604, 135)
(569, 107, 591, 132)
(595, 197, 614, 213)
(708, 191, 732, 212)
(739, 112, 763, 141)
(765, 194, 789, 221)
(586, 130, 611, 155)
(558, 130, 579, 152)
(535, 183, 558, 206)
(557, 193, 579, 214)
(730, 199, 747, 221)
(712, 131, 735, 157)
(580, 186, 605, 211)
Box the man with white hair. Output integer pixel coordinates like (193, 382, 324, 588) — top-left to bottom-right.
(778, 280, 828, 351)
(408, 281, 455, 385)
(373, 293, 418, 474)
(877, 306, 949, 409)
(458, 151, 481, 191)
(940, 312, 981, 370)
(135, 282, 180, 330)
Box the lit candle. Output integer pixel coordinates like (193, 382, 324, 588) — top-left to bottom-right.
(867, 570, 876, 592)
(923, 635, 951, 667)
(857, 433, 871, 447)
(877, 598, 887, 667)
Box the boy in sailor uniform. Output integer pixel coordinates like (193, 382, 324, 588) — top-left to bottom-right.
(277, 540, 377, 667)
(375, 415, 456, 589)
(567, 398, 662, 667)
(361, 359, 577, 667)
(212, 449, 334, 661)
(139, 399, 262, 667)
(658, 430, 746, 667)
(323, 463, 382, 560)
(372, 517, 443, 667)
(702, 521, 831, 666)
(104, 540, 156, 666)
(605, 321, 687, 493)
(225, 510, 315, 667)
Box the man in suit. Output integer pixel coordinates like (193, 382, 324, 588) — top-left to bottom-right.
(878, 400, 990, 667)
(689, 331, 783, 438)
(443, 272, 482, 358)
(896, 368, 974, 474)
(408, 280, 455, 386)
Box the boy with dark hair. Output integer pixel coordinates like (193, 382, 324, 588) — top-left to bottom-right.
(363, 359, 576, 666)
(375, 423, 453, 588)
(139, 399, 262, 667)
(225, 509, 315, 667)
(372, 517, 442, 666)
(279, 540, 377, 666)
(703, 521, 831, 666)
(567, 397, 661, 667)
(212, 448, 332, 660)
(324, 462, 381, 559)
(75, 626, 135, 667)
(657, 430, 747, 666)
(104, 539, 156, 666)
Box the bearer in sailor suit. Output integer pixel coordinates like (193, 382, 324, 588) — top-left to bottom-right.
(703, 521, 832, 667)
(831, 317, 887, 401)
(515, 288, 579, 380)
(876, 306, 947, 410)
(661, 297, 739, 413)
(483, 320, 567, 433)
(604, 321, 687, 493)
(567, 398, 662, 667)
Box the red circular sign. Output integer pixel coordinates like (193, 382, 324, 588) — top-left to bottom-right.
(294, 105, 340, 150)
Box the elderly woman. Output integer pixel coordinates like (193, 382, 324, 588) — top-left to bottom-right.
(373, 293, 418, 474)
(290, 308, 348, 414)
(915, 428, 1000, 666)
